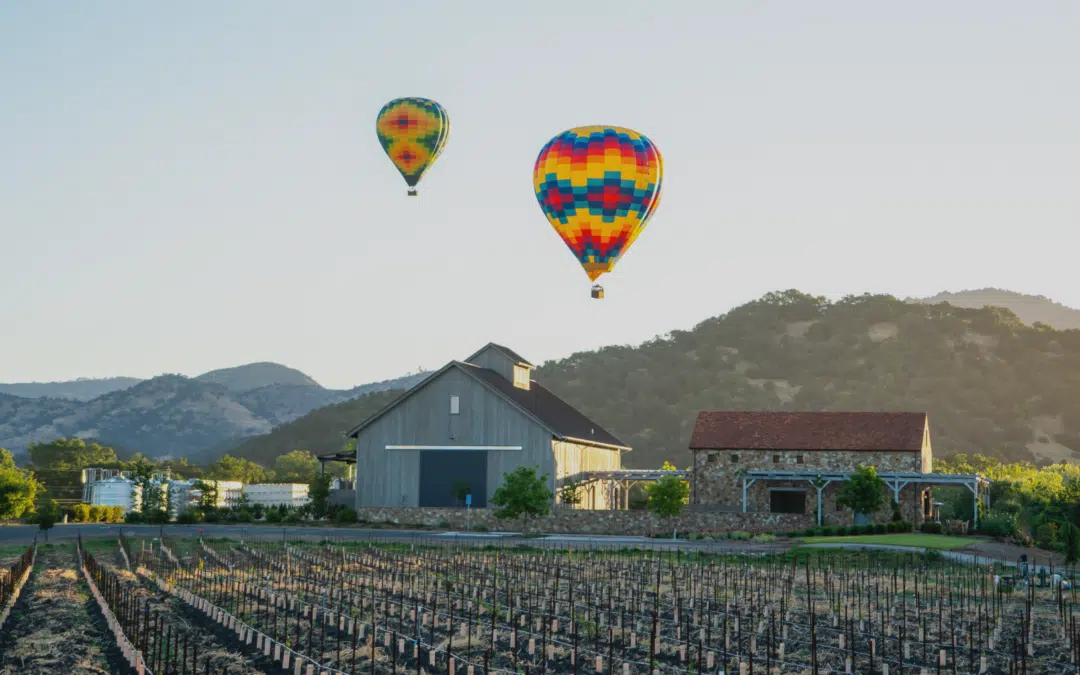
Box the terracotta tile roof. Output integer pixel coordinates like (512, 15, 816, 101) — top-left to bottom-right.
(689, 411, 927, 452)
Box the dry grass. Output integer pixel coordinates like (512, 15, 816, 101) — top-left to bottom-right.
(0, 549, 112, 674)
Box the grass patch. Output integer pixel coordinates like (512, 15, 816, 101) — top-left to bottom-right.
(796, 533, 978, 550)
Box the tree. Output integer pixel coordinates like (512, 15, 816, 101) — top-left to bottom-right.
(645, 462, 689, 519)
(273, 450, 319, 483)
(308, 473, 332, 520)
(205, 455, 271, 484)
(194, 480, 220, 511)
(0, 463, 43, 520)
(0, 448, 15, 469)
(1062, 521, 1080, 564)
(27, 437, 118, 469)
(837, 465, 886, 521)
(490, 466, 553, 528)
(35, 499, 60, 541)
(559, 478, 585, 507)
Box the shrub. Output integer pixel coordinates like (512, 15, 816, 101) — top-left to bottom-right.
(886, 522, 898, 533)
(88, 505, 106, 523)
(283, 511, 302, 524)
(753, 533, 776, 543)
(820, 526, 836, 536)
(334, 507, 359, 525)
(729, 531, 752, 541)
(72, 503, 91, 523)
(873, 523, 886, 534)
(265, 508, 283, 524)
(235, 509, 254, 523)
(124, 510, 145, 524)
(437, 520, 451, 529)
(921, 521, 943, 534)
(106, 506, 125, 523)
(176, 511, 199, 525)
(784, 530, 798, 537)
(978, 513, 1018, 538)
(471, 524, 488, 532)
(202, 508, 222, 523)
(1035, 522, 1059, 550)
(146, 509, 169, 524)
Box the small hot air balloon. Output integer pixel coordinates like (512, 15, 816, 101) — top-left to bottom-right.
(532, 126, 663, 298)
(376, 97, 450, 196)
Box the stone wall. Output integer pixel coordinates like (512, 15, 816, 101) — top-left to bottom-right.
(690, 449, 928, 527)
(356, 506, 810, 536)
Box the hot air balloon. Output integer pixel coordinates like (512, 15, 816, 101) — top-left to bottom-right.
(376, 97, 450, 196)
(532, 126, 663, 298)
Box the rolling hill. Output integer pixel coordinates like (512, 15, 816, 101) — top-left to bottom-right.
(0, 364, 426, 460)
(235, 289, 1080, 470)
(910, 289, 1080, 330)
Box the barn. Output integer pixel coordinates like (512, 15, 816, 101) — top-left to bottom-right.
(345, 343, 630, 509)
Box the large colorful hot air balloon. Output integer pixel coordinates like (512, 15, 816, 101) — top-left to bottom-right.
(376, 97, 450, 196)
(533, 126, 663, 298)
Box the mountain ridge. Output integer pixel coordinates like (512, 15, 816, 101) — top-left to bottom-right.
(3, 288, 1078, 466)
(234, 289, 1080, 471)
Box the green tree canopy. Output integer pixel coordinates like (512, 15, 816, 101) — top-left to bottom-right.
(0, 448, 15, 469)
(308, 473, 332, 520)
(491, 466, 553, 525)
(836, 465, 886, 519)
(28, 437, 119, 470)
(273, 450, 319, 483)
(645, 461, 689, 518)
(0, 463, 42, 520)
(205, 455, 271, 484)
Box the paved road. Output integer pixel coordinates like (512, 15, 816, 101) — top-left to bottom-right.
(0, 523, 788, 555)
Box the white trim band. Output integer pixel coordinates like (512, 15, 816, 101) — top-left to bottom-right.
(384, 445, 523, 451)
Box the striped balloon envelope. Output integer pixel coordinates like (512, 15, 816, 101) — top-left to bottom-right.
(376, 97, 450, 196)
(532, 126, 663, 296)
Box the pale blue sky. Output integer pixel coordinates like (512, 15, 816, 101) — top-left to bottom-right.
(2, 1, 1077, 389)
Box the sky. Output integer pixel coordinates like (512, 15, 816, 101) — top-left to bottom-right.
(1, 1, 1077, 389)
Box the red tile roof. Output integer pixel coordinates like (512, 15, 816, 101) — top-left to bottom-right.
(689, 411, 927, 452)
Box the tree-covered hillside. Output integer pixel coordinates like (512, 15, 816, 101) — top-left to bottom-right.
(230, 290, 1080, 472)
(228, 389, 402, 466)
(536, 290, 1080, 469)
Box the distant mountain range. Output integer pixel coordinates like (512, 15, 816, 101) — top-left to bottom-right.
(0, 362, 428, 460)
(909, 288, 1080, 330)
(2, 288, 1078, 466)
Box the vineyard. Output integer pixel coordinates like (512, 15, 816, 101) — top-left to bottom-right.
(0, 534, 1077, 675)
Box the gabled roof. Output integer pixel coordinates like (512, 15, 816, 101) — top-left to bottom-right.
(344, 361, 628, 450)
(689, 411, 927, 452)
(464, 343, 535, 368)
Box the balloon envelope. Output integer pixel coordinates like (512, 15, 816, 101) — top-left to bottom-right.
(533, 125, 663, 282)
(376, 97, 450, 192)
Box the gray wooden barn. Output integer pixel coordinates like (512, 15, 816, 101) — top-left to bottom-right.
(345, 343, 629, 509)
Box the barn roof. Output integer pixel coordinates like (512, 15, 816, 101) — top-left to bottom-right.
(689, 411, 927, 452)
(464, 343, 535, 368)
(344, 359, 628, 450)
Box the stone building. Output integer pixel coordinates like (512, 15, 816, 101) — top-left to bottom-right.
(688, 411, 936, 526)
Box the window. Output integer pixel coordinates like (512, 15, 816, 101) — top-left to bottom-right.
(770, 490, 806, 514)
(513, 365, 530, 389)
(730, 454, 739, 463)
(707, 452, 720, 464)
(449, 395, 460, 415)
(772, 455, 781, 464)
(795, 455, 805, 464)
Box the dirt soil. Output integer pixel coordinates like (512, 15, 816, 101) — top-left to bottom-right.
(958, 539, 1069, 569)
(0, 545, 133, 674)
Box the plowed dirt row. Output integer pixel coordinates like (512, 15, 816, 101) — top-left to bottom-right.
(0, 545, 133, 675)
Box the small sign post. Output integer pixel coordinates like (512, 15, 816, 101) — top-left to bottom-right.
(465, 493, 472, 532)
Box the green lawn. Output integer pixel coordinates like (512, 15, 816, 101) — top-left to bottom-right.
(796, 533, 979, 550)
